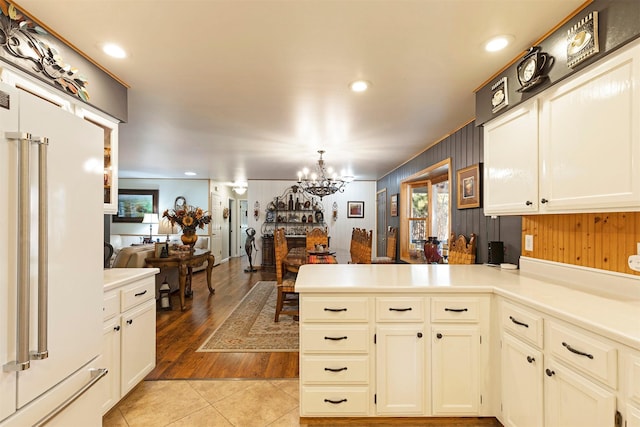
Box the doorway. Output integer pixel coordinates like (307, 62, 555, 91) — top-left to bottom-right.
(376, 189, 387, 257)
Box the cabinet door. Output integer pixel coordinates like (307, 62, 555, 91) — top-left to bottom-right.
(375, 324, 426, 415)
(544, 362, 615, 427)
(627, 404, 640, 427)
(120, 300, 156, 396)
(101, 317, 121, 415)
(501, 333, 543, 427)
(483, 99, 539, 215)
(431, 325, 479, 415)
(539, 39, 640, 212)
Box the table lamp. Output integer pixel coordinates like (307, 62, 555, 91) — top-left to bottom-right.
(142, 213, 159, 242)
(158, 217, 178, 242)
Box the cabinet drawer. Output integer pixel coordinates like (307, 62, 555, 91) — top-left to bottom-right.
(501, 300, 543, 348)
(301, 297, 369, 322)
(431, 297, 480, 323)
(103, 292, 119, 320)
(301, 355, 369, 384)
(301, 325, 369, 353)
(376, 297, 425, 322)
(121, 277, 155, 312)
(547, 321, 617, 388)
(301, 386, 369, 416)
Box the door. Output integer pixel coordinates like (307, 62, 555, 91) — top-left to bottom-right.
(210, 193, 222, 264)
(0, 83, 103, 415)
(376, 324, 426, 415)
(431, 325, 479, 415)
(376, 189, 387, 257)
(501, 333, 543, 427)
(239, 199, 248, 256)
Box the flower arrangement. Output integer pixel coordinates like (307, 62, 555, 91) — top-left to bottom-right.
(162, 205, 212, 233)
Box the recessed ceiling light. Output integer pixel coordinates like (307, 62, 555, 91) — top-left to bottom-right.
(484, 35, 513, 52)
(184, 171, 197, 176)
(350, 80, 371, 92)
(102, 43, 127, 58)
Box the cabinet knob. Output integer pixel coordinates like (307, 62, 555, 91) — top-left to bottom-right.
(525, 200, 533, 206)
(417, 332, 423, 338)
(545, 368, 555, 377)
(113, 325, 120, 332)
(436, 333, 443, 339)
(541, 198, 548, 204)
(126, 319, 133, 325)
(526, 356, 535, 363)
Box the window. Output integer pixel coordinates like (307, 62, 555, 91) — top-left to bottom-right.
(399, 159, 451, 262)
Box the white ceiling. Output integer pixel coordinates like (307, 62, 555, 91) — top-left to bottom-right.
(17, 0, 584, 185)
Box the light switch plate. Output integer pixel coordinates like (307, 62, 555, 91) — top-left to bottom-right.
(525, 235, 534, 251)
(629, 255, 640, 272)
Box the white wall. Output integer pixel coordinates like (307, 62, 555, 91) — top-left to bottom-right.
(111, 178, 209, 237)
(247, 180, 377, 264)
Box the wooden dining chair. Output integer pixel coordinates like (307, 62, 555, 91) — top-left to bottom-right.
(447, 232, 477, 264)
(273, 228, 299, 322)
(306, 227, 329, 251)
(350, 228, 372, 264)
(372, 226, 397, 264)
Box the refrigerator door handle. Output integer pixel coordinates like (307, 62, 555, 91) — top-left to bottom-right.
(32, 367, 108, 427)
(3, 132, 33, 372)
(31, 136, 49, 361)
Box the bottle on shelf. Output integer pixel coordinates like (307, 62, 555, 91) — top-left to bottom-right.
(295, 197, 301, 210)
(288, 194, 294, 210)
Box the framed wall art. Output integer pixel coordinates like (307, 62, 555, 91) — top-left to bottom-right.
(456, 164, 481, 209)
(113, 189, 159, 223)
(390, 194, 398, 217)
(347, 201, 365, 218)
(567, 11, 599, 68)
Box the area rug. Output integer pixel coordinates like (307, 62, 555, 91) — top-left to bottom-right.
(197, 281, 299, 352)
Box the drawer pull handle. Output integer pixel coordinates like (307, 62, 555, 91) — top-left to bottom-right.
(526, 356, 535, 363)
(389, 307, 412, 312)
(444, 308, 468, 312)
(134, 290, 147, 297)
(324, 336, 348, 341)
(324, 398, 347, 405)
(324, 367, 348, 372)
(545, 368, 555, 377)
(324, 308, 347, 312)
(562, 342, 594, 359)
(509, 316, 529, 328)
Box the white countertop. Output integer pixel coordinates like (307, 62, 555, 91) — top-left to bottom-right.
(296, 263, 640, 351)
(104, 268, 159, 292)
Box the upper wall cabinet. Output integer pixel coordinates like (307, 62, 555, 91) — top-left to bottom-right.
(484, 99, 539, 215)
(80, 109, 119, 215)
(484, 38, 640, 216)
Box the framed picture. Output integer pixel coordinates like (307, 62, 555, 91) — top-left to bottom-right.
(113, 189, 159, 223)
(390, 194, 398, 217)
(347, 201, 365, 218)
(456, 164, 481, 209)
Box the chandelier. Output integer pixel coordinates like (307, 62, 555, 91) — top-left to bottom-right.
(297, 150, 350, 199)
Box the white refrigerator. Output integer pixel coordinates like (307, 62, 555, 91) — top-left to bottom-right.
(0, 81, 106, 426)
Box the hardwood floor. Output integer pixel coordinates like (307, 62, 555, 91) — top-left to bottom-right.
(147, 256, 299, 380)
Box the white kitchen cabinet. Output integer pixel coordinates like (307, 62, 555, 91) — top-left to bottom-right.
(623, 350, 640, 427)
(299, 296, 372, 417)
(544, 362, 615, 427)
(430, 297, 487, 415)
(499, 300, 544, 427)
(483, 99, 539, 215)
(501, 333, 543, 427)
(483, 37, 640, 215)
(375, 297, 427, 415)
(101, 275, 156, 415)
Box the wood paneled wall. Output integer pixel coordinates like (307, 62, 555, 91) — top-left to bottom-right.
(377, 121, 522, 265)
(522, 213, 640, 276)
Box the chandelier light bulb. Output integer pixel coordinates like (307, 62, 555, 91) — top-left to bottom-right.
(296, 150, 351, 199)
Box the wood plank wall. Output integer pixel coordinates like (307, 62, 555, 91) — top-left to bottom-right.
(522, 213, 640, 276)
(377, 121, 522, 265)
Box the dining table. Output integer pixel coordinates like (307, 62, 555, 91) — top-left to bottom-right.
(284, 247, 338, 271)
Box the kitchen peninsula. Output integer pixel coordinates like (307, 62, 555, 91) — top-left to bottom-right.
(296, 260, 640, 426)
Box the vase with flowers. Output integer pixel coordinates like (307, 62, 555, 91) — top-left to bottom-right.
(162, 205, 212, 249)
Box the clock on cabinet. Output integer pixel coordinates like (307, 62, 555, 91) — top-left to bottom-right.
(516, 46, 551, 92)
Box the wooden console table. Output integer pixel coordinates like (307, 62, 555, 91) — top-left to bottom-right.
(145, 249, 215, 311)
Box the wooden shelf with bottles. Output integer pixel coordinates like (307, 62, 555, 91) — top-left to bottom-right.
(261, 185, 326, 238)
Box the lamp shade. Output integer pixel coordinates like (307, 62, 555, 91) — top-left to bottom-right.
(142, 213, 159, 224)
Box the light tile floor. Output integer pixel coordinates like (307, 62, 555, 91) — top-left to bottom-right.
(103, 379, 300, 427)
